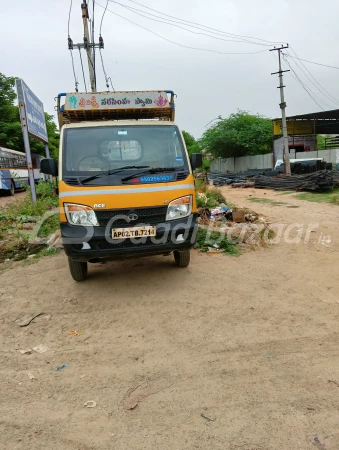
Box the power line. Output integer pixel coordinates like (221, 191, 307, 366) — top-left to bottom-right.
(78, 47, 88, 92)
(272, 52, 329, 111)
(68, 0, 73, 37)
(109, 0, 272, 47)
(120, 0, 284, 45)
(99, 48, 115, 91)
(98, 0, 114, 91)
(282, 55, 336, 109)
(96, 2, 269, 55)
(100, 0, 109, 35)
(286, 47, 339, 105)
(69, 49, 79, 92)
(282, 55, 326, 111)
(285, 54, 339, 71)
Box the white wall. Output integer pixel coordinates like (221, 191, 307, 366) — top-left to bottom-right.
(210, 149, 339, 173)
(211, 153, 273, 173)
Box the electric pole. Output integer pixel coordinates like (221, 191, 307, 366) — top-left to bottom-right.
(270, 45, 291, 176)
(68, 1, 104, 92)
(81, 1, 96, 92)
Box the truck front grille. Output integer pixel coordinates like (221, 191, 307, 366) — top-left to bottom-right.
(95, 206, 167, 226)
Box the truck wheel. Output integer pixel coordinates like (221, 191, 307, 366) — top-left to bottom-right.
(68, 258, 88, 281)
(173, 250, 190, 267)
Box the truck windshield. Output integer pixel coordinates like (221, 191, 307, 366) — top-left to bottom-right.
(62, 125, 188, 176)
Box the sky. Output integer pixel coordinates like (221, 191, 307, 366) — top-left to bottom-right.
(1, 0, 339, 137)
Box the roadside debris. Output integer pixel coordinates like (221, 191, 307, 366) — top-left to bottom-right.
(19, 349, 32, 355)
(313, 435, 327, 450)
(120, 376, 175, 410)
(201, 413, 216, 421)
(263, 353, 276, 359)
(27, 373, 35, 380)
(83, 400, 97, 408)
(68, 330, 83, 336)
(15, 312, 45, 327)
(32, 344, 49, 354)
(232, 210, 245, 223)
(56, 363, 68, 371)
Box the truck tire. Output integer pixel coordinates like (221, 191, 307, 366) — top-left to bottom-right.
(68, 258, 88, 281)
(173, 250, 190, 268)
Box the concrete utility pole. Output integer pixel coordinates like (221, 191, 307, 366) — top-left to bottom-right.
(68, 1, 104, 92)
(81, 1, 96, 92)
(270, 45, 291, 176)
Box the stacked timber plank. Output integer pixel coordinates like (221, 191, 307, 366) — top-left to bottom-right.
(254, 171, 333, 192)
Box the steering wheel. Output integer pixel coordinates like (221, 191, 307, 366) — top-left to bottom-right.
(78, 156, 108, 171)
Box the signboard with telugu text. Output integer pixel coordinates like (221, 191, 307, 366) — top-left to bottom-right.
(64, 91, 171, 111)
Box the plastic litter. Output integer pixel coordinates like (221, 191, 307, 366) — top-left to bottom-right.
(68, 330, 83, 336)
(32, 344, 49, 354)
(211, 208, 223, 216)
(15, 312, 45, 327)
(56, 363, 68, 371)
(19, 349, 32, 355)
(201, 413, 216, 421)
(84, 400, 97, 408)
(263, 353, 276, 359)
(27, 373, 35, 380)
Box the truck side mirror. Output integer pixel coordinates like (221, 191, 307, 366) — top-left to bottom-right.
(190, 153, 203, 170)
(41, 158, 58, 177)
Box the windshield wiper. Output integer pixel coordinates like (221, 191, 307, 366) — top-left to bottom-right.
(80, 166, 151, 184)
(121, 167, 181, 182)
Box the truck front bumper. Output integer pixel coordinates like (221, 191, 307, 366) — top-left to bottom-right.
(61, 214, 198, 262)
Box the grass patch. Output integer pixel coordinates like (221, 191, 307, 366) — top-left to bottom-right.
(4, 181, 58, 220)
(295, 189, 339, 205)
(37, 214, 59, 237)
(248, 197, 287, 206)
(196, 181, 227, 208)
(194, 227, 239, 255)
(0, 180, 59, 262)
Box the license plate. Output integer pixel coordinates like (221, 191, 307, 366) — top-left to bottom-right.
(111, 226, 156, 239)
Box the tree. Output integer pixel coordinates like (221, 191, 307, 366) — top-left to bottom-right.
(182, 130, 201, 155)
(200, 111, 272, 159)
(182, 130, 210, 171)
(0, 72, 59, 159)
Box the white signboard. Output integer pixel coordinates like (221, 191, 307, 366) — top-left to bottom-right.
(65, 91, 170, 111)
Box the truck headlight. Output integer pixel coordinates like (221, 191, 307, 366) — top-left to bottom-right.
(166, 195, 192, 221)
(64, 203, 99, 226)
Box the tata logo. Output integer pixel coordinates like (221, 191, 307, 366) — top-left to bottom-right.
(94, 204, 106, 208)
(128, 213, 138, 222)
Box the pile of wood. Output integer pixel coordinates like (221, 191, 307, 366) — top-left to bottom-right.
(254, 170, 333, 192)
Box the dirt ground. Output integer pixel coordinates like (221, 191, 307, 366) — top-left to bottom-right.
(1, 187, 339, 450)
(0, 191, 26, 208)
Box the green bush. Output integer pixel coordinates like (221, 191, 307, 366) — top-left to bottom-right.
(4, 181, 58, 220)
(194, 227, 238, 255)
(196, 187, 226, 208)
